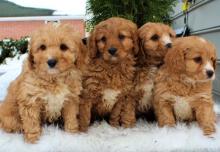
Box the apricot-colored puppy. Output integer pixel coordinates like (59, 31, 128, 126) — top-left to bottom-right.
(135, 23, 176, 117)
(153, 36, 216, 136)
(0, 23, 87, 143)
(79, 17, 139, 131)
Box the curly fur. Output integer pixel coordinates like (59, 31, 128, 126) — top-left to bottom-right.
(135, 23, 176, 116)
(153, 36, 217, 136)
(0, 23, 88, 143)
(79, 17, 138, 131)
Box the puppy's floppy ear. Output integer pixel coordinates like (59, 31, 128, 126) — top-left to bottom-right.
(88, 30, 99, 59)
(135, 38, 146, 65)
(27, 43, 35, 70)
(167, 24, 176, 38)
(75, 39, 89, 71)
(132, 30, 139, 55)
(213, 59, 217, 70)
(164, 44, 187, 73)
(211, 44, 217, 70)
(135, 27, 147, 65)
(128, 22, 139, 55)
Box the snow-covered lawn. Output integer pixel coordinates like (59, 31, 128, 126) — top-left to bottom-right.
(0, 55, 220, 152)
(0, 55, 27, 101)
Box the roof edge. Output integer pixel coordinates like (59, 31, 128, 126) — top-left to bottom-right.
(0, 15, 85, 22)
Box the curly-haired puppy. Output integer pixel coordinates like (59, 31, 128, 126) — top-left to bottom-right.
(79, 17, 139, 131)
(153, 36, 217, 136)
(135, 23, 176, 118)
(0, 23, 87, 143)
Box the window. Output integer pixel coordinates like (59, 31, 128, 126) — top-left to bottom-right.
(44, 20, 60, 24)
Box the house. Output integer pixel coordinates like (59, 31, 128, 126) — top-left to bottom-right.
(0, 0, 85, 40)
(171, 0, 220, 103)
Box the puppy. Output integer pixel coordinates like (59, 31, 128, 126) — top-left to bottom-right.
(135, 23, 176, 118)
(79, 17, 138, 131)
(153, 36, 216, 135)
(0, 23, 87, 143)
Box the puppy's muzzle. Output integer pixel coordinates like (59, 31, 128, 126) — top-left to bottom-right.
(206, 70, 214, 79)
(47, 59, 57, 68)
(108, 47, 117, 56)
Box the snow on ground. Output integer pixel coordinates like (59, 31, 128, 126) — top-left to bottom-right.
(0, 55, 220, 152)
(0, 54, 27, 101)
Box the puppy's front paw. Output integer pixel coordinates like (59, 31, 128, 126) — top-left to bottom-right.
(122, 123, 135, 128)
(64, 123, 79, 133)
(120, 115, 136, 128)
(0, 119, 22, 133)
(203, 125, 216, 136)
(79, 126, 89, 132)
(158, 120, 175, 128)
(24, 132, 41, 143)
(121, 120, 135, 128)
(120, 114, 136, 128)
(109, 119, 120, 128)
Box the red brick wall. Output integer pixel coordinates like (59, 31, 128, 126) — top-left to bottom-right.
(0, 19, 85, 40)
(62, 20, 85, 36)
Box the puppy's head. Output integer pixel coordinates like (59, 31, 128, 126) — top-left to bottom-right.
(165, 36, 216, 81)
(88, 17, 138, 64)
(138, 22, 176, 65)
(28, 23, 87, 75)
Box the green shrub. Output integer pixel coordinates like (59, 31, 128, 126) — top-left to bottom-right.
(0, 37, 29, 64)
(86, 0, 177, 30)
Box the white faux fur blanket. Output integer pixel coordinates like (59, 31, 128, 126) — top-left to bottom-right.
(0, 120, 220, 152)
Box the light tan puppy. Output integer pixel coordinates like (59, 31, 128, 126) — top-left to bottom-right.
(0, 24, 87, 143)
(135, 23, 176, 118)
(79, 17, 139, 131)
(153, 36, 216, 136)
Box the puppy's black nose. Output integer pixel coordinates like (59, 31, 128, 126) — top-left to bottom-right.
(165, 43, 172, 48)
(206, 70, 214, 78)
(47, 59, 57, 68)
(108, 47, 117, 55)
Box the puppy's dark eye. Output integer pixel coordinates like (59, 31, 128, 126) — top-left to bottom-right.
(193, 56, 202, 63)
(60, 43, 68, 51)
(100, 36, 106, 42)
(151, 34, 159, 41)
(169, 33, 173, 38)
(118, 34, 125, 41)
(39, 44, 46, 51)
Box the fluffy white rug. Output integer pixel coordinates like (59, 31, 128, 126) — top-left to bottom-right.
(0, 55, 220, 152)
(0, 121, 220, 152)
